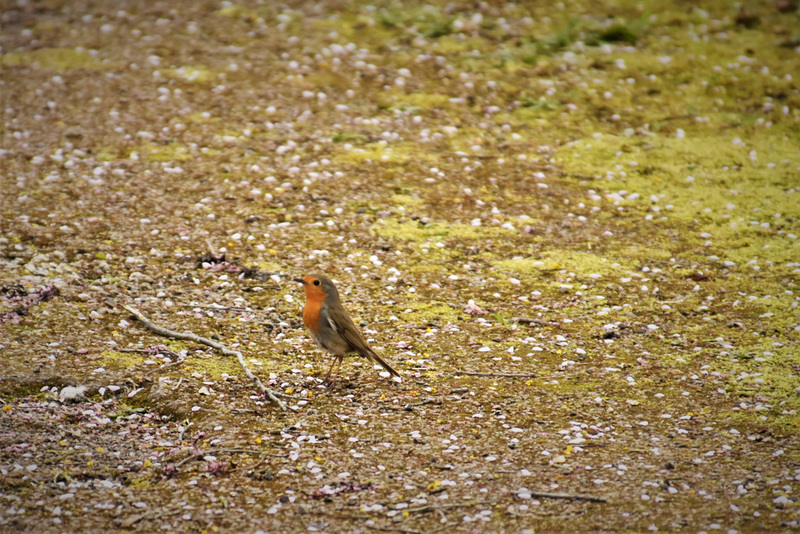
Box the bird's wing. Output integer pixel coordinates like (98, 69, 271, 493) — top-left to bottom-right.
(322, 308, 338, 333)
(324, 307, 364, 350)
(327, 308, 401, 378)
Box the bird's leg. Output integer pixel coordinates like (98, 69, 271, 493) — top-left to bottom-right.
(335, 355, 344, 379)
(329, 355, 344, 386)
(323, 356, 338, 383)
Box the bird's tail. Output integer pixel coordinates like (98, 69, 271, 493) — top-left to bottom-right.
(361, 348, 401, 380)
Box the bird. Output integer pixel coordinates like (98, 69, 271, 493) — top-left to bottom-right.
(294, 274, 401, 383)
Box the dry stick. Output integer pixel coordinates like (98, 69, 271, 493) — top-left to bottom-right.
(122, 305, 295, 412)
(512, 317, 560, 326)
(118, 509, 183, 529)
(364, 525, 423, 534)
(173, 447, 287, 468)
(401, 500, 485, 514)
(527, 491, 607, 503)
(403, 397, 440, 410)
(328, 501, 485, 521)
(49, 449, 90, 463)
(139, 348, 186, 377)
(182, 304, 252, 311)
(145, 356, 186, 377)
(563, 172, 598, 181)
(460, 371, 535, 378)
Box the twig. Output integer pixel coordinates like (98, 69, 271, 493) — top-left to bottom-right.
(512, 317, 542, 324)
(274, 391, 299, 399)
(48, 450, 90, 463)
(122, 305, 295, 412)
(173, 447, 287, 468)
(117, 509, 182, 528)
(402, 500, 485, 514)
(144, 349, 186, 377)
(527, 491, 607, 503)
(458, 371, 536, 378)
(183, 305, 252, 311)
(205, 238, 218, 257)
(327, 501, 484, 521)
(512, 317, 559, 326)
(119, 346, 186, 377)
(177, 423, 187, 443)
(364, 524, 423, 534)
(318, 512, 371, 520)
(403, 397, 441, 411)
(428, 521, 451, 533)
(658, 114, 693, 122)
(145, 357, 187, 377)
(562, 172, 598, 180)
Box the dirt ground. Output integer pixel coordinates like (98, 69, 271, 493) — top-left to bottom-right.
(1, 0, 799, 532)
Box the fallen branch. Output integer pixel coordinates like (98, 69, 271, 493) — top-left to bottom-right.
(458, 371, 536, 378)
(121, 305, 295, 411)
(527, 491, 607, 503)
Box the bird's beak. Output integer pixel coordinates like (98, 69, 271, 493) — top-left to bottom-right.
(294, 277, 306, 285)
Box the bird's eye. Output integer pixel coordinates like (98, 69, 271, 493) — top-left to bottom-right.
(313, 279, 320, 286)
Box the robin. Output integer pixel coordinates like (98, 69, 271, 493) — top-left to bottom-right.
(294, 274, 401, 383)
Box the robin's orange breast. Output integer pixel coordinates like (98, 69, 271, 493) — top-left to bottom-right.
(303, 300, 324, 336)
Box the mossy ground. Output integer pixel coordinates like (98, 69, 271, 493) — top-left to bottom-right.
(1, 0, 799, 532)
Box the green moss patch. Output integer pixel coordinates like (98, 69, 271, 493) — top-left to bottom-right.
(373, 219, 515, 242)
(161, 65, 217, 83)
(1, 48, 104, 70)
(495, 250, 630, 277)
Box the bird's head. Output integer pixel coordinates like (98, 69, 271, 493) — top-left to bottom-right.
(294, 274, 339, 302)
